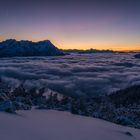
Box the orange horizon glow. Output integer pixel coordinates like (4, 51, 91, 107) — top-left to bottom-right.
(0, 34, 140, 52)
(0, 38, 140, 52)
(57, 43, 140, 51)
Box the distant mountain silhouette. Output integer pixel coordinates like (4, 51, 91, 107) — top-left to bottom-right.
(0, 39, 64, 57)
(134, 53, 140, 58)
(62, 49, 114, 54)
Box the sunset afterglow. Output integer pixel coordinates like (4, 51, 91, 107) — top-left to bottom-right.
(0, 0, 140, 51)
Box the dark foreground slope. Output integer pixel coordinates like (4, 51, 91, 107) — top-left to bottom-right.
(0, 39, 64, 57)
(109, 85, 140, 107)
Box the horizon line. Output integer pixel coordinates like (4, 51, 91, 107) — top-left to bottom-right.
(0, 38, 140, 52)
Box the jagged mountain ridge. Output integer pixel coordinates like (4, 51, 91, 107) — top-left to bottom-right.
(0, 39, 64, 57)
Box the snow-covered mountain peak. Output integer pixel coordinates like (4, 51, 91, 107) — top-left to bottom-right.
(0, 39, 64, 57)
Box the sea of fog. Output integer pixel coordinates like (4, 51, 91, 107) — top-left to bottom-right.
(0, 53, 140, 96)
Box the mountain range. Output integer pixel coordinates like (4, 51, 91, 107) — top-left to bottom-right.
(62, 49, 114, 54)
(0, 39, 64, 57)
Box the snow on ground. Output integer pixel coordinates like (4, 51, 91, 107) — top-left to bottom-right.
(0, 109, 140, 140)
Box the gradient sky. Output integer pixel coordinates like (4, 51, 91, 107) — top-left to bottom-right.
(0, 0, 140, 50)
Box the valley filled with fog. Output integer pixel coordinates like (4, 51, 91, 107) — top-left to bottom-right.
(0, 53, 140, 96)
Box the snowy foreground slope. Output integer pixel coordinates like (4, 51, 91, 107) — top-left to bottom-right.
(0, 110, 140, 140)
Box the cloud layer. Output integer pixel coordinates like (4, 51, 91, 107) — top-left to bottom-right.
(0, 53, 140, 96)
